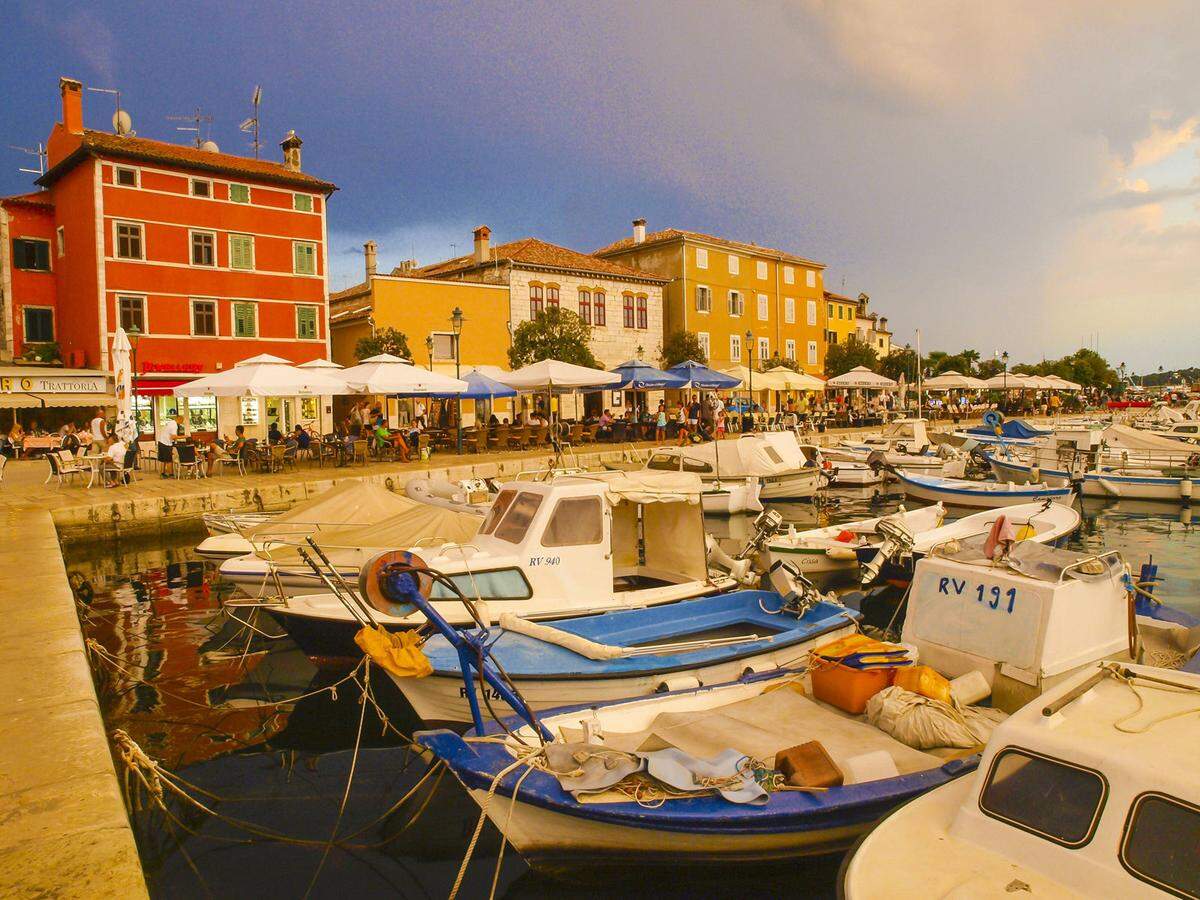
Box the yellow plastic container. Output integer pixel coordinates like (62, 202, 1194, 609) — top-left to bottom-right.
(893, 665, 952, 704)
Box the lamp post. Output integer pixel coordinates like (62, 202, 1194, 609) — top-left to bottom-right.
(745, 329, 754, 432)
(450, 306, 465, 454)
(1001, 350, 1010, 413)
(127, 324, 141, 432)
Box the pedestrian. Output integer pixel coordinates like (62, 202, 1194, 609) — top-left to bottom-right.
(89, 406, 108, 453)
(655, 402, 667, 443)
(155, 413, 178, 477)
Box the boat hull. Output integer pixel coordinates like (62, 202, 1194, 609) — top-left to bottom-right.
(764, 544, 858, 587)
(700, 480, 763, 516)
(896, 473, 1074, 510)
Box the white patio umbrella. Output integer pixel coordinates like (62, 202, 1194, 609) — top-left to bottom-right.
(826, 366, 898, 389)
(297, 358, 344, 370)
(498, 359, 621, 391)
(111, 327, 133, 419)
(720, 366, 789, 390)
(761, 366, 826, 391)
(339, 353, 468, 395)
(923, 370, 987, 390)
(1043, 374, 1081, 391)
(982, 372, 1033, 390)
(175, 353, 353, 397)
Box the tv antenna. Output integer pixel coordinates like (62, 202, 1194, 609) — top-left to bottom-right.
(87, 86, 133, 135)
(239, 85, 262, 158)
(167, 107, 213, 148)
(10, 143, 47, 176)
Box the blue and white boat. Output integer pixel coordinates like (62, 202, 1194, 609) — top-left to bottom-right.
(388, 589, 859, 725)
(894, 469, 1075, 510)
(986, 452, 1199, 503)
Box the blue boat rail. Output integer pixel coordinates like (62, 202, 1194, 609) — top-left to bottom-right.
(295, 536, 555, 741)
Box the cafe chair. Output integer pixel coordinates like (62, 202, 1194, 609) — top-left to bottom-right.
(175, 444, 204, 479)
(46, 451, 86, 487)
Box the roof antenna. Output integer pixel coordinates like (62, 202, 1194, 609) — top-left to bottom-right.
(166, 107, 213, 148)
(239, 86, 262, 158)
(10, 143, 47, 176)
(87, 86, 133, 136)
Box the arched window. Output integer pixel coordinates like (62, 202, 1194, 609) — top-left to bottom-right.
(578, 289, 592, 324)
(635, 294, 648, 329)
(546, 284, 560, 309)
(593, 291, 606, 326)
(622, 293, 635, 328)
(529, 283, 544, 317)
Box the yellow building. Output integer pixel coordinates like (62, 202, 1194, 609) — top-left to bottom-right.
(823, 290, 859, 348)
(594, 221, 828, 376)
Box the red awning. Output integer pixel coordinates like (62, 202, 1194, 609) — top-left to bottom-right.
(136, 378, 193, 396)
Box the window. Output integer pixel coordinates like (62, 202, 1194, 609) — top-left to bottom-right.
(481, 490, 518, 535)
(594, 291, 606, 326)
(429, 568, 532, 602)
(191, 300, 217, 336)
(23, 307, 54, 342)
(115, 166, 138, 187)
(293, 241, 317, 275)
(827, 302, 834, 318)
(430, 332, 457, 360)
(806, 269, 816, 288)
(827, 332, 838, 345)
(115, 222, 143, 260)
(757, 336, 769, 361)
(979, 749, 1106, 848)
(296, 305, 319, 340)
(757, 293, 769, 321)
(229, 183, 250, 203)
(12, 238, 50, 271)
(695, 285, 711, 313)
(577, 289, 592, 324)
(546, 285, 560, 309)
(756, 259, 768, 280)
(191, 231, 216, 267)
(494, 492, 544, 544)
(1121, 792, 1200, 897)
(293, 193, 313, 212)
(729, 334, 742, 363)
(636, 295, 648, 329)
(697, 331, 710, 359)
(785, 339, 796, 360)
(55, 227, 65, 257)
(695, 247, 708, 269)
(229, 234, 254, 270)
(807, 341, 818, 366)
(728, 290, 743, 317)
(240, 397, 260, 425)
(185, 395, 218, 432)
(784, 297, 795, 324)
(622, 294, 635, 328)
(191, 178, 211, 198)
(807, 299, 817, 326)
(784, 265, 795, 285)
(529, 284, 544, 317)
(117, 296, 146, 333)
(232, 301, 257, 338)
(543, 497, 604, 547)
(727, 254, 740, 275)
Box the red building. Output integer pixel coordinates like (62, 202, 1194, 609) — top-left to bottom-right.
(0, 77, 337, 434)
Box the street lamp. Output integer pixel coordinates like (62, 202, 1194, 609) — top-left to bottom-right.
(450, 306, 465, 454)
(425, 335, 433, 370)
(1001, 350, 1010, 412)
(745, 329, 754, 432)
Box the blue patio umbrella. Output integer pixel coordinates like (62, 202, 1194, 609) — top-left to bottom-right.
(667, 359, 742, 389)
(461, 368, 519, 399)
(609, 359, 690, 390)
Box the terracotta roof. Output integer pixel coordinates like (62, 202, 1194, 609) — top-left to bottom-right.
(330, 303, 372, 324)
(329, 281, 370, 303)
(418, 237, 668, 284)
(38, 130, 336, 192)
(0, 191, 54, 209)
(823, 290, 855, 303)
(594, 227, 823, 268)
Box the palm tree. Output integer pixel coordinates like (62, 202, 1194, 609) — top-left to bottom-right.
(958, 349, 980, 375)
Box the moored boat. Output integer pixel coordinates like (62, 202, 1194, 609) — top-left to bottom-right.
(893, 469, 1075, 509)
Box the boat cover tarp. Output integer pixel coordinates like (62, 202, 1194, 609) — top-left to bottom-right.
(965, 419, 1048, 439)
(662, 433, 809, 478)
(596, 469, 702, 504)
(249, 481, 412, 540)
(935, 540, 1120, 583)
(1102, 423, 1199, 453)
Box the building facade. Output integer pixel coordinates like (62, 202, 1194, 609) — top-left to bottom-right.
(593, 221, 828, 376)
(0, 77, 336, 435)
(853, 292, 892, 357)
(823, 290, 859, 347)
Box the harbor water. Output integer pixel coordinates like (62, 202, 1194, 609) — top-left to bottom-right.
(68, 489, 1200, 898)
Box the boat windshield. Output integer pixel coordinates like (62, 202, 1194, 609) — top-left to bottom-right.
(429, 567, 532, 602)
(542, 497, 604, 547)
(480, 489, 517, 535)
(979, 748, 1106, 847)
(493, 492, 544, 544)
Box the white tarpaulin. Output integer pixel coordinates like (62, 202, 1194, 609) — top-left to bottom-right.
(250, 481, 413, 540)
(592, 469, 703, 505)
(1102, 423, 1200, 453)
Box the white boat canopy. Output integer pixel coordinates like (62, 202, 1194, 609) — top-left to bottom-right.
(761, 366, 827, 391)
(592, 470, 703, 505)
(499, 359, 622, 391)
(826, 366, 898, 390)
(922, 370, 987, 391)
(175, 353, 353, 397)
(340, 353, 468, 395)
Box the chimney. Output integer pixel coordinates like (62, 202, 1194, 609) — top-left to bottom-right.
(280, 130, 303, 171)
(632, 218, 647, 245)
(473, 225, 491, 264)
(364, 240, 377, 277)
(60, 77, 83, 135)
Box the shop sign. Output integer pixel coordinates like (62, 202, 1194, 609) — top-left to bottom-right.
(0, 374, 109, 394)
(143, 362, 204, 374)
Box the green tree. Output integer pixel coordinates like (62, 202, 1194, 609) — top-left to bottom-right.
(878, 346, 918, 383)
(957, 349, 981, 374)
(508, 307, 598, 369)
(354, 327, 411, 362)
(659, 330, 708, 368)
(976, 358, 1005, 379)
(824, 336, 878, 377)
(767, 356, 802, 373)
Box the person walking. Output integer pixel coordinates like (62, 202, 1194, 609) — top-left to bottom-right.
(89, 407, 108, 453)
(655, 402, 667, 443)
(155, 414, 180, 477)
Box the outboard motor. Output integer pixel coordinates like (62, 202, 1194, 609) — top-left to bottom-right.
(767, 559, 840, 616)
(860, 514, 916, 586)
(704, 508, 784, 585)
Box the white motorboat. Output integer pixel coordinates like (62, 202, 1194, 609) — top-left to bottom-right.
(824, 458, 886, 486)
(842, 661, 1200, 899)
(644, 433, 823, 500)
(987, 452, 1200, 504)
(229, 472, 740, 662)
(765, 504, 946, 587)
(836, 418, 946, 470)
(404, 476, 495, 513)
(195, 480, 418, 560)
(201, 510, 275, 536)
(894, 470, 1075, 509)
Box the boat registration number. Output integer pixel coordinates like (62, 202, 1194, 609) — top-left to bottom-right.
(528, 556, 561, 567)
(458, 685, 505, 701)
(937, 577, 1017, 614)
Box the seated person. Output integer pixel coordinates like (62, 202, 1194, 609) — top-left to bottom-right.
(103, 435, 129, 486)
(293, 424, 311, 451)
(268, 421, 284, 444)
(61, 425, 82, 455)
(207, 425, 246, 475)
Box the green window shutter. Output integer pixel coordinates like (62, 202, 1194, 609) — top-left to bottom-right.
(293, 193, 312, 212)
(234, 303, 256, 337)
(230, 184, 249, 203)
(294, 242, 315, 275)
(231, 236, 253, 270)
(296, 306, 317, 339)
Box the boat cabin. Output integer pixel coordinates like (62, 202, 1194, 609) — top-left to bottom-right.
(856, 418, 932, 452)
(903, 547, 1131, 712)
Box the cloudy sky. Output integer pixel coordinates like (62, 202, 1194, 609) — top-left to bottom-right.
(4, 1, 1198, 372)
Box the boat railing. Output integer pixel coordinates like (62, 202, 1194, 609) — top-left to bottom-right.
(1055, 550, 1124, 585)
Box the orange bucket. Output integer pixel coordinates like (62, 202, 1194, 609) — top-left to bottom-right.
(810, 658, 896, 714)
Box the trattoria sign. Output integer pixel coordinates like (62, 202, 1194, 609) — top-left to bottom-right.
(0, 373, 110, 394)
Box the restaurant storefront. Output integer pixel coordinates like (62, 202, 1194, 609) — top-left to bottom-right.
(0, 366, 116, 431)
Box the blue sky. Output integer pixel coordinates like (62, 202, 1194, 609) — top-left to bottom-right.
(4, 1, 1200, 373)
